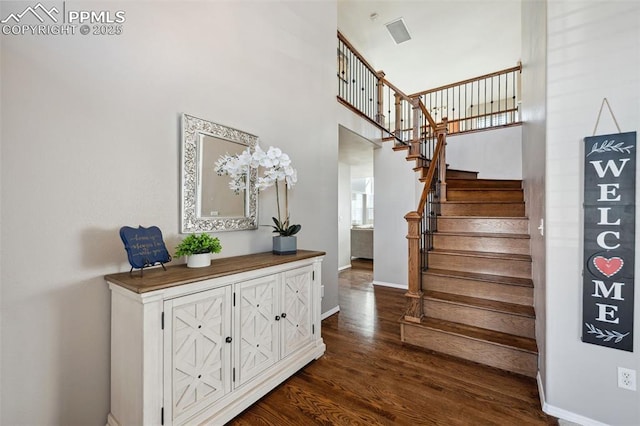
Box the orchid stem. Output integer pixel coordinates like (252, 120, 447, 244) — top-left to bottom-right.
(285, 182, 289, 226)
(275, 180, 282, 224)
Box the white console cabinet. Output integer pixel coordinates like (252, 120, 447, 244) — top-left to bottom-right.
(106, 251, 325, 426)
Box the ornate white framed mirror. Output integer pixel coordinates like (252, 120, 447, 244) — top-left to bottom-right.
(180, 114, 258, 233)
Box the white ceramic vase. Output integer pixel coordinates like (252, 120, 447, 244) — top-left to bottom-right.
(187, 253, 211, 268)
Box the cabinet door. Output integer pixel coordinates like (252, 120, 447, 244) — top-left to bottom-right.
(235, 274, 279, 386)
(281, 265, 314, 358)
(164, 286, 232, 425)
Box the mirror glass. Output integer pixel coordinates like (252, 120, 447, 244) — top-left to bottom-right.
(181, 114, 258, 233)
(197, 134, 247, 218)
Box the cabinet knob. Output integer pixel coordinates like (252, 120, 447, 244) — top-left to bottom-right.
(281, 313, 287, 318)
(275, 315, 280, 321)
(225, 336, 232, 343)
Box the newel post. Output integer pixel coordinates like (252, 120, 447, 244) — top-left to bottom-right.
(404, 211, 424, 323)
(437, 118, 448, 202)
(410, 97, 421, 157)
(375, 70, 386, 126)
(394, 93, 402, 138)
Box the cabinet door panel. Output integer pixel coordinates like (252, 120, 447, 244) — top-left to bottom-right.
(235, 275, 279, 386)
(281, 265, 314, 358)
(164, 286, 232, 424)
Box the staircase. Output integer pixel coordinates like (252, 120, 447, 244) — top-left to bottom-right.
(400, 174, 538, 378)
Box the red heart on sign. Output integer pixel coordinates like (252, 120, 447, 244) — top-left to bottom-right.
(593, 256, 624, 278)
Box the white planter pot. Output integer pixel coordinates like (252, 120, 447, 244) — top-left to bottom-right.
(187, 253, 211, 268)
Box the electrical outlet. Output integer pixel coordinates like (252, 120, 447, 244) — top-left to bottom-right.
(618, 367, 637, 391)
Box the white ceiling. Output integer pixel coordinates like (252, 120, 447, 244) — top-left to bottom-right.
(337, 0, 522, 94)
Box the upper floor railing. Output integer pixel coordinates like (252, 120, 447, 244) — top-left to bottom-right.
(337, 30, 521, 139)
(411, 65, 522, 134)
(337, 31, 417, 144)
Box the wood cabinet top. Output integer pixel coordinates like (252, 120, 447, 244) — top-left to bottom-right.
(105, 250, 325, 294)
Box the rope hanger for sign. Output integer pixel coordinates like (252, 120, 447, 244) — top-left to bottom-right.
(592, 97, 622, 136)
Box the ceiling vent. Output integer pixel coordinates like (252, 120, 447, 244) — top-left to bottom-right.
(385, 18, 411, 44)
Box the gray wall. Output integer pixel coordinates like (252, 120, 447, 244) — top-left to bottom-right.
(545, 1, 640, 424)
(338, 161, 351, 270)
(0, 2, 337, 424)
(373, 143, 417, 288)
(521, 0, 547, 390)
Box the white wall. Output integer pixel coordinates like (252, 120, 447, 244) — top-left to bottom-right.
(521, 0, 547, 389)
(446, 126, 523, 179)
(0, 28, 3, 424)
(545, 1, 640, 424)
(0, 2, 337, 425)
(373, 144, 417, 288)
(338, 161, 352, 269)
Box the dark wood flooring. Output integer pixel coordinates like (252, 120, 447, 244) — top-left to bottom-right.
(229, 263, 556, 425)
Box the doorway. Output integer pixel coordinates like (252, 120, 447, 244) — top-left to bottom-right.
(338, 125, 376, 270)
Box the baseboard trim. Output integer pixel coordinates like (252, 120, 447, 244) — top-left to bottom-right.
(537, 372, 609, 426)
(338, 264, 352, 271)
(372, 280, 407, 290)
(321, 305, 340, 320)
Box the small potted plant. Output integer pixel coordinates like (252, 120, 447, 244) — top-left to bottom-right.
(175, 233, 222, 268)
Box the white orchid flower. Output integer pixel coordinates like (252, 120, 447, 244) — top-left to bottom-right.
(216, 144, 300, 236)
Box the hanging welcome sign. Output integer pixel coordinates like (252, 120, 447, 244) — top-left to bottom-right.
(582, 131, 636, 352)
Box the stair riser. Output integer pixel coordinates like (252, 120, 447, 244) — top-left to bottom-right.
(446, 171, 478, 179)
(437, 218, 529, 234)
(423, 274, 533, 305)
(433, 235, 530, 255)
(424, 299, 535, 338)
(440, 203, 525, 217)
(447, 180, 522, 189)
(401, 323, 537, 377)
(447, 189, 524, 202)
(428, 253, 531, 279)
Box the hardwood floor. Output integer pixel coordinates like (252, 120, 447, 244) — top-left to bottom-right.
(229, 263, 556, 425)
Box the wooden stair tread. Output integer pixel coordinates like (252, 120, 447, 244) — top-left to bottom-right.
(433, 231, 530, 239)
(448, 188, 523, 192)
(447, 179, 522, 188)
(392, 144, 410, 151)
(413, 317, 538, 354)
(424, 268, 534, 288)
(442, 200, 524, 204)
(406, 154, 427, 161)
(424, 291, 535, 318)
(439, 215, 529, 220)
(429, 248, 531, 262)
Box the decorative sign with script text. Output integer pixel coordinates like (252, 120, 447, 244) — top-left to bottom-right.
(119, 226, 171, 271)
(582, 132, 636, 351)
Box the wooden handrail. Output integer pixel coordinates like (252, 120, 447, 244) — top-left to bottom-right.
(417, 133, 445, 215)
(337, 30, 378, 76)
(409, 64, 522, 97)
(417, 99, 437, 131)
(404, 120, 447, 323)
(380, 76, 412, 101)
